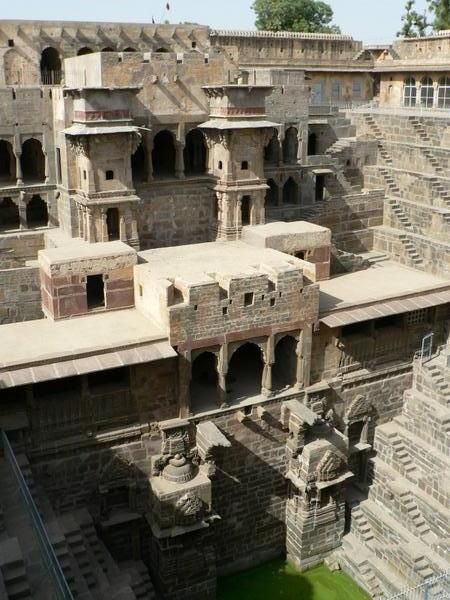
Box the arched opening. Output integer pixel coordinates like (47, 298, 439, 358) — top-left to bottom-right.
(241, 195, 251, 226)
(0, 198, 19, 231)
(307, 132, 317, 155)
(123, 47, 137, 52)
(265, 179, 278, 207)
(0, 140, 16, 183)
(77, 47, 93, 56)
(152, 130, 176, 177)
(190, 352, 219, 412)
(184, 129, 207, 175)
(264, 130, 279, 164)
(102, 47, 115, 52)
(26, 195, 48, 228)
(438, 76, 450, 108)
(283, 127, 298, 164)
(21, 138, 45, 182)
(155, 47, 170, 53)
(273, 336, 297, 389)
(315, 174, 325, 202)
(40, 47, 61, 85)
(348, 421, 365, 446)
(106, 207, 120, 241)
(226, 343, 263, 401)
(283, 177, 299, 204)
(131, 141, 148, 183)
(420, 77, 434, 108)
(403, 77, 417, 107)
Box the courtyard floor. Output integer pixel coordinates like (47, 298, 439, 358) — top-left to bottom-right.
(217, 559, 370, 600)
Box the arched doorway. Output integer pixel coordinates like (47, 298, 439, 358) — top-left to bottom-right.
(0, 198, 19, 231)
(283, 177, 298, 204)
(155, 47, 170, 53)
(0, 140, 15, 183)
(152, 130, 176, 177)
(420, 77, 434, 108)
(21, 139, 45, 182)
(308, 132, 317, 156)
(283, 127, 298, 164)
(77, 47, 93, 56)
(40, 47, 61, 85)
(273, 336, 297, 389)
(264, 130, 279, 164)
(131, 141, 148, 183)
(26, 195, 48, 227)
(241, 195, 251, 226)
(123, 47, 137, 52)
(190, 352, 219, 412)
(184, 129, 207, 175)
(265, 179, 278, 207)
(106, 208, 120, 241)
(226, 343, 263, 401)
(102, 47, 115, 52)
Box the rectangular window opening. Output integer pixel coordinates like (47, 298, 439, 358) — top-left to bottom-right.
(244, 292, 254, 307)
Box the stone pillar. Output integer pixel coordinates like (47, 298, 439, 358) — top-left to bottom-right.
(44, 150, 50, 184)
(101, 208, 108, 242)
(146, 131, 154, 181)
(129, 213, 140, 249)
(119, 214, 127, 242)
(86, 207, 96, 243)
(277, 132, 284, 166)
(277, 181, 283, 207)
(87, 159, 96, 194)
(175, 140, 185, 179)
(433, 82, 439, 108)
(217, 344, 228, 406)
(296, 326, 312, 389)
(18, 193, 27, 229)
(178, 351, 192, 418)
(262, 336, 275, 395)
(15, 151, 23, 186)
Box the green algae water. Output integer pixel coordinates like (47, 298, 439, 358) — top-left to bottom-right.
(217, 559, 370, 600)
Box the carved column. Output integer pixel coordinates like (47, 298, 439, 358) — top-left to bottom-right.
(119, 214, 127, 242)
(18, 193, 27, 229)
(43, 150, 50, 184)
(262, 336, 275, 395)
(277, 131, 284, 167)
(77, 204, 85, 239)
(217, 344, 228, 406)
(86, 207, 96, 243)
(100, 208, 108, 242)
(15, 151, 23, 186)
(178, 351, 192, 418)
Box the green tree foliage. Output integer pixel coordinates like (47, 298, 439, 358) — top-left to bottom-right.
(428, 0, 450, 31)
(252, 0, 341, 34)
(398, 0, 429, 37)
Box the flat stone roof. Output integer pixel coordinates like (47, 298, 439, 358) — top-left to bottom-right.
(39, 241, 136, 265)
(0, 308, 168, 371)
(138, 240, 300, 285)
(242, 221, 330, 251)
(319, 261, 450, 315)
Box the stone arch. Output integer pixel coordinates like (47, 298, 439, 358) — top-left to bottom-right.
(21, 138, 45, 182)
(102, 47, 115, 52)
(283, 126, 298, 163)
(190, 351, 219, 412)
(345, 394, 372, 424)
(40, 47, 61, 85)
(123, 47, 137, 52)
(273, 335, 298, 389)
(264, 130, 279, 164)
(0, 198, 19, 231)
(265, 178, 278, 207)
(155, 47, 170, 53)
(152, 130, 176, 177)
(26, 195, 48, 228)
(131, 140, 148, 183)
(77, 47, 93, 56)
(0, 140, 16, 183)
(226, 342, 264, 401)
(282, 177, 299, 204)
(184, 129, 207, 175)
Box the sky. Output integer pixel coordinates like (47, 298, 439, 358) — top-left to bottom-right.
(0, 0, 430, 43)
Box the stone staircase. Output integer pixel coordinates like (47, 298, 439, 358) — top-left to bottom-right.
(386, 197, 415, 231)
(397, 234, 424, 267)
(378, 167, 400, 194)
(337, 344, 450, 597)
(0, 538, 32, 600)
(363, 114, 394, 165)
